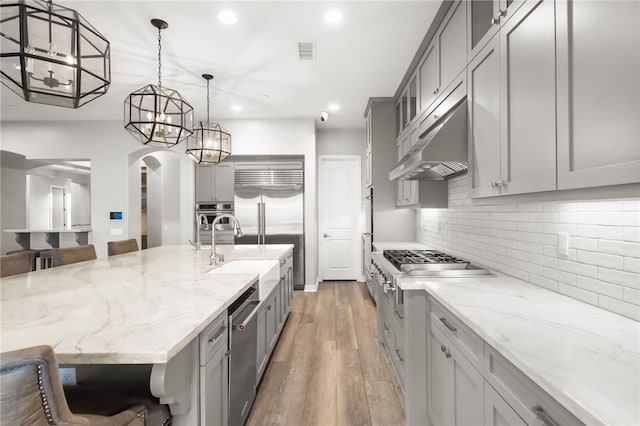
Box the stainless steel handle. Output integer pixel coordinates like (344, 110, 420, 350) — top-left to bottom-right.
(532, 406, 559, 426)
(445, 349, 452, 359)
(440, 317, 457, 333)
(491, 180, 504, 188)
(491, 16, 500, 25)
(395, 349, 404, 362)
(232, 300, 261, 330)
(323, 233, 331, 238)
(499, 8, 507, 17)
(207, 325, 227, 343)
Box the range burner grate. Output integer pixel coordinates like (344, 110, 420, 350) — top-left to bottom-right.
(383, 249, 468, 270)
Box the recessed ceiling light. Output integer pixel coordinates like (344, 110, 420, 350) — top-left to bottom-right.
(217, 10, 238, 25)
(328, 103, 340, 112)
(231, 105, 243, 112)
(324, 9, 343, 24)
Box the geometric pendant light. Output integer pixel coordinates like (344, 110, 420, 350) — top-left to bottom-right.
(186, 73, 232, 164)
(0, 0, 111, 108)
(124, 19, 193, 148)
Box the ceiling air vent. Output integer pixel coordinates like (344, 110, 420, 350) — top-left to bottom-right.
(298, 41, 315, 60)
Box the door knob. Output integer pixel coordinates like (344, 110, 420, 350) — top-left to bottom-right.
(323, 233, 331, 238)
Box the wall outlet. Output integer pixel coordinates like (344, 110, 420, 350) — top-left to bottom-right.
(558, 232, 569, 257)
(59, 367, 76, 386)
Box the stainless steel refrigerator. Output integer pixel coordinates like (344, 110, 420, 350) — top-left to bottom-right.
(234, 161, 305, 289)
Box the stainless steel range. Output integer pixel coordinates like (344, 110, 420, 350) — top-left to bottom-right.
(382, 249, 493, 277)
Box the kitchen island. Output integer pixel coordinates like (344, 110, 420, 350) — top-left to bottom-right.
(0, 244, 294, 425)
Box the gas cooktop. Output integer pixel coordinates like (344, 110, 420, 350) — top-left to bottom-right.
(382, 249, 493, 277)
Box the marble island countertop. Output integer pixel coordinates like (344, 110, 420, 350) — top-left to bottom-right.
(0, 244, 293, 365)
(396, 272, 640, 426)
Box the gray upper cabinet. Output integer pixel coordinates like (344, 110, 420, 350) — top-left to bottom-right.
(556, 0, 640, 189)
(196, 163, 235, 202)
(468, 35, 501, 198)
(438, 0, 468, 94)
(468, 0, 526, 60)
(419, 42, 438, 113)
(418, 0, 467, 118)
(469, 0, 556, 198)
(499, 0, 556, 195)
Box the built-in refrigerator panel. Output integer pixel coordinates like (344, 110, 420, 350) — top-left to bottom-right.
(234, 160, 305, 289)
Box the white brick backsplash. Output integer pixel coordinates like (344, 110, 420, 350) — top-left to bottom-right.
(598, 212, 640, 227)
(558, 259, 598, 278)
(576, 250, 624, 270)
(559, 283, 598, 306)
(623, 227, 640, 242)
(576, 225, 624, 240)
(598, 240, 640, 258)
(570, 237, 598, 251)
(598, 268, 640, 290)
(598, 296, 640, 321)
(416, 175, 640, 320)
(577, 276, 624, 299)
(623, 288, 640, 305)
(625, 257, 640, 274)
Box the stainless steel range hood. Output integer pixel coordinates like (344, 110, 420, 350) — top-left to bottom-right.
(389, 98, 468, 181)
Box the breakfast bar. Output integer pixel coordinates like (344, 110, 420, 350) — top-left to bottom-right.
(0, 244, 293, 425)
(4, 227, 93, 250)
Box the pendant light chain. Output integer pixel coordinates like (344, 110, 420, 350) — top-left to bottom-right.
(206, 78, 210, 125)
(157, 25, 162, 88)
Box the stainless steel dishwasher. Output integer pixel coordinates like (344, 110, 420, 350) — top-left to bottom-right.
(228, 283, 260, 426)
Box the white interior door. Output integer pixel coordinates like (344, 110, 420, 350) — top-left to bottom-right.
(50, 186, 66, 228)
(318, 155, 361, 281)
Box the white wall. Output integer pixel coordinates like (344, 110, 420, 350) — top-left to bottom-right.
(1, 119, 320, 287)
(70, 182, 91, 226)
(0, 151, 26, 254)
(417, 175, 640, 321)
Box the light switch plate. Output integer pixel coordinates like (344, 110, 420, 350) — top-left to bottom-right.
(110, 228, 123, 236)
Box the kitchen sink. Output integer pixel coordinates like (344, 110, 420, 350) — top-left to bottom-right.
(208, 260, 280, 300)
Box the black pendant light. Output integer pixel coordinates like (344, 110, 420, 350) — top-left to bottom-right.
(186, 73, 231, 164)
(124, 19, 193, 148)
(0, 0, 111, 108)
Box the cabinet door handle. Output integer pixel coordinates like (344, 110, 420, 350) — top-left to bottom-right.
(440, 344, 446, 353)
(532, 406, 559, 426)
(433, 114, 440, 120)
(499, 8, 507, 17)
(445, 349, 452, 359)
(491, 16, 500, 25)
(432, 89, 437, 95)
(207, 325, 227, 343)
(439, 317, 457, 333)
(395, 349, 405, 362)
(491, 180, 504, 188)
(267, 304, 272, 311)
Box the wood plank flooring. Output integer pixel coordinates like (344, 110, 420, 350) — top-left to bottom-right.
(247, 281, 405, 426)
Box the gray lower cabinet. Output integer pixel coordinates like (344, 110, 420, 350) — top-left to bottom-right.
(199, 314, 229, 426)
(427, 320, 484, 425)
(484, 382, 527, 426)
(556, 0, 640, 189)
(256, 257, 293, 383)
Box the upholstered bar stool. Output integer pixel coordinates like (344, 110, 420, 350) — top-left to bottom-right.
(51, 245, 97, 267)
(5, 249, 42, 272)
(0, 345, 147, 425)
(1, 251, 31, 277)
(108, 239, 139, 256)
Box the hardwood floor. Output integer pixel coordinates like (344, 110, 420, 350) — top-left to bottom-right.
(247, 281, 405, 426)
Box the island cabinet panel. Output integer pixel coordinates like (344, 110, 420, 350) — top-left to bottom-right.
(199, 313, 229, 426)
(556, 0, 640, 189)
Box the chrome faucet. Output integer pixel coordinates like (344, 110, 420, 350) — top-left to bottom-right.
(190, 213, 209, 250)
(210, 214, 243, 265)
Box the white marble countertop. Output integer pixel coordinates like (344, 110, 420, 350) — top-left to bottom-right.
(396, 272, 640, 426)
(372, 241, 429, 251)
(0, 244, 292, 365)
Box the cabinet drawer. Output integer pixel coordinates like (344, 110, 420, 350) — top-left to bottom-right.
(418, 73, 466, 138)
(200, 313, 228, 366)
(429, 298, 483, 371)
(484, 344, 584, 426)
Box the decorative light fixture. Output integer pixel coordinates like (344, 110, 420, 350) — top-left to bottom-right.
(186, 74, 231, 164)
(0, 0, 111, 108)
(124, 19, 193, 147)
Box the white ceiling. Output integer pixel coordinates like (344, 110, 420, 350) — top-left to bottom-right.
(0, 0, 441, 129)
